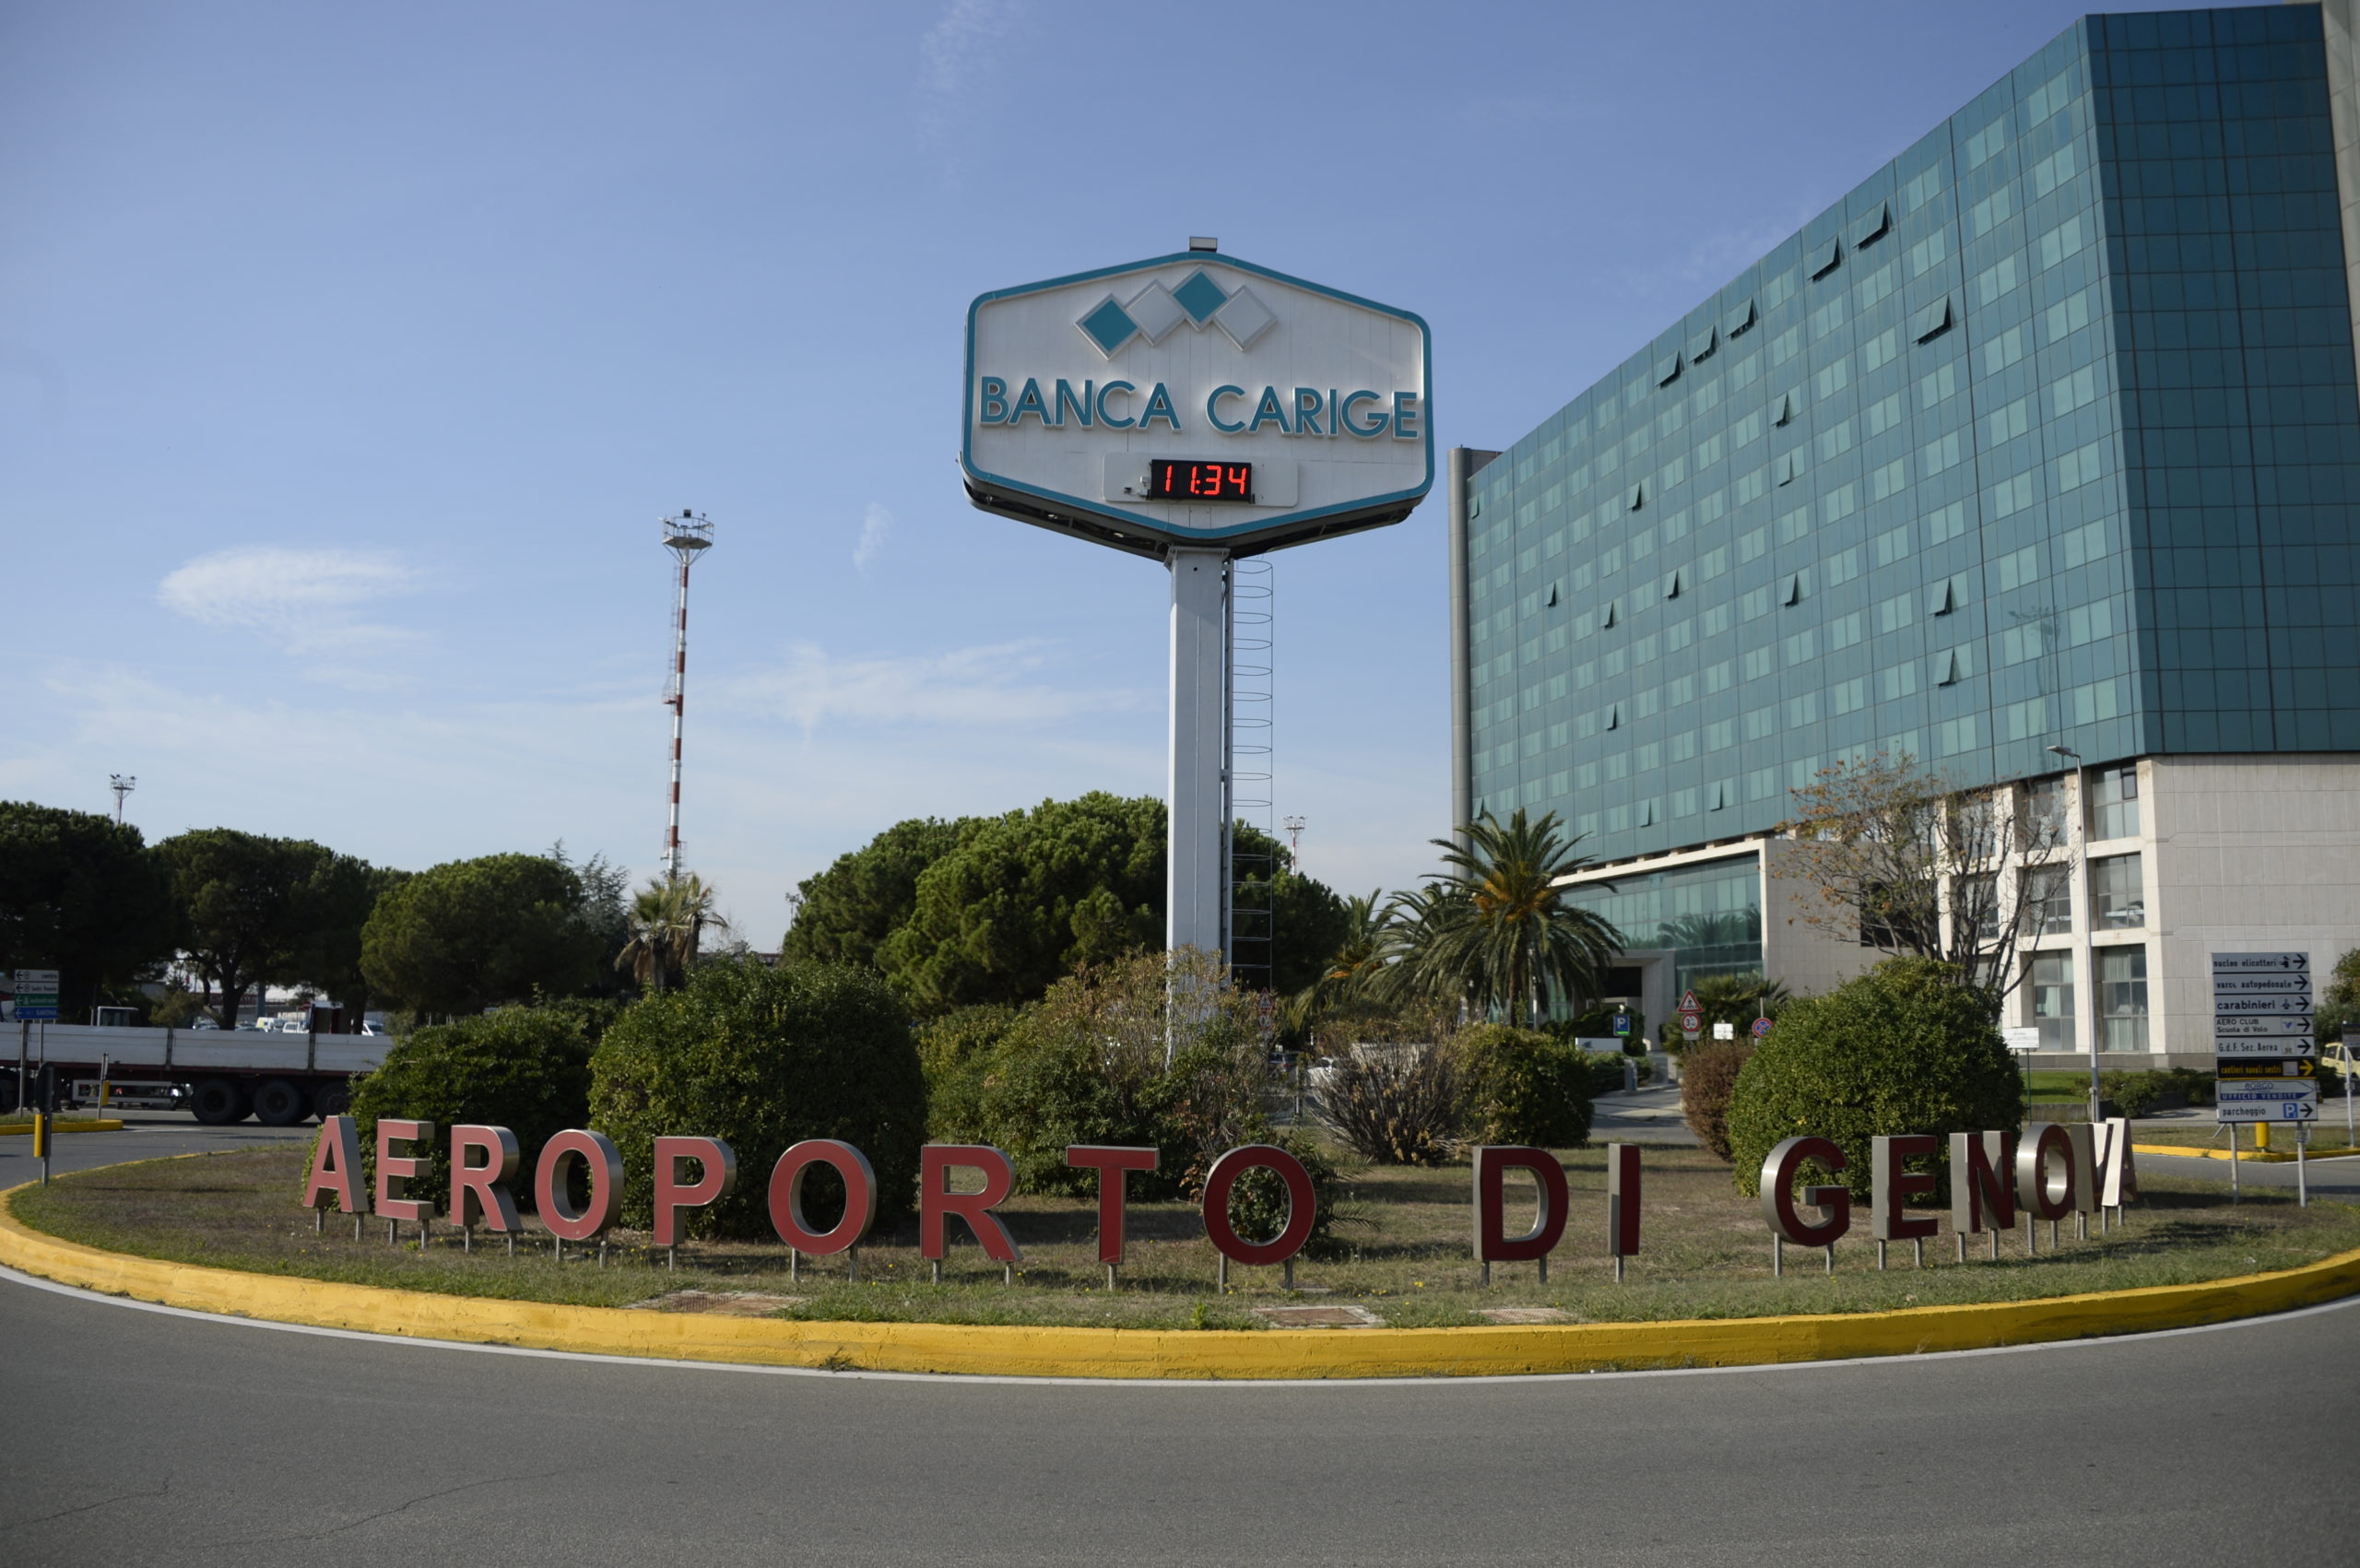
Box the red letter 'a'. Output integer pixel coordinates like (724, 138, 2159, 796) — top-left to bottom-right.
(302, 1115, 370, 1216)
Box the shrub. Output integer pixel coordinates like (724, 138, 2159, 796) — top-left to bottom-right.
(934, 950, 1268, 1201)
(2099, 1069, 2165, 1119)
(588, 958, 925, 1239)
(348, 1005, 596, 1208)
(914, 1003, 1022, 1144)
(1317, 1046, 1462, 1166)
(2165, 1067, 2216, 1107)
(1680, 1041, 1753, 1161)
(1581, 1050, 1651, 1096)
(1728, 958, 2024, 1202)
(1453, 1024, 1593, 1147)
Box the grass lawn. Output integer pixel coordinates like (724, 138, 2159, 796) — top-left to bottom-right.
(14, 1142, 2358, 1331)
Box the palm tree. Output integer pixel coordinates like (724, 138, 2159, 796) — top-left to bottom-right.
(616, 873, 727, 993)
(1684, 970, 1791, 1029)
(1409, 808, 1624, 1026)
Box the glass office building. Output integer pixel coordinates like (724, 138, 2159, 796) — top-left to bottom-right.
(1450, 4, 2360, 1060)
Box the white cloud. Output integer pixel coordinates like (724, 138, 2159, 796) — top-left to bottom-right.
(915, 0, 1028, 171)
(853, 502, 891, 575)
(156, 545, 424, 661)
(726, 638, 1149, 737)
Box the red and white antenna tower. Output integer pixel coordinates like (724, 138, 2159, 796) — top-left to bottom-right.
(660, 509, 714, 883)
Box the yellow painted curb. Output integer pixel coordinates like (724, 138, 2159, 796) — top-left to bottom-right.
(2133, 1142, 2360, 1165)
(0, 1119, 124, 1138)
(6, 1178, 2358, 1379)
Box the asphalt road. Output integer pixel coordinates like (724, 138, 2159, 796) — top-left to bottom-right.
(4, 1118, 2357, 1565)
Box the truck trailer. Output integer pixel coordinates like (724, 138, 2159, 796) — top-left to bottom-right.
(5, 1020, 384, 1126)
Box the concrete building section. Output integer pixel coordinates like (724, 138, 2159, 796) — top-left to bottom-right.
(1465, 6, 2360, 1056)
(2145, 753, 2360, 1055)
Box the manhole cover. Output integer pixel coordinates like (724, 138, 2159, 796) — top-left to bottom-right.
(628, 1290, 808, 1317)
(1252, 1303, 1381, 1328)
(1475, 1306, 1575, 1325)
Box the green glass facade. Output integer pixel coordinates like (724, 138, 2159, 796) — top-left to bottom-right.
(1462, 6, 2360, 877)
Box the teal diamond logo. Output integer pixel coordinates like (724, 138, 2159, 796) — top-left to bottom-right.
(1172, 269, 1228, 324)
(1078, 296, 1139, 356)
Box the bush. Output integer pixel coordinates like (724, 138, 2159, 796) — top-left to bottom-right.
(1581, 1050, 1651, 1096)
(926, 950, 1268, 1201)
(2165, 1067, 2216, 1107)
(2099, 1069, 2165, 1119)
(348, 1005, 597, 1208)
(1453, 1025, 1593, 1147)
(1728, 958, 2024, 1202)
(1680, 1041, 1753, 1161)
(588, 958, 925, 1239)
(1317, 1046, 1462, 1166)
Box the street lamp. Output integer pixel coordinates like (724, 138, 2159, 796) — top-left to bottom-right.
(2046, 744, 2094, 1123)
(109, 774, 136, 825)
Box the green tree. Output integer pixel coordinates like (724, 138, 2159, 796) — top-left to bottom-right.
(280, 854, 408, 1029)
(552, 843, 635, 1000)
(783, 817, 970, 969)
(155, 828, 337, 1028)
(1684, 972, 1792, 1032)
(360, 852, 602, 1017)
(0, 802, 176, 1022)
(878, 793, 1165, 1012)
(1237, 833, 1353, 996)
(1404, 809, 1624, 1025)
(1727, 957, 2025, 1202)
(615, 872, 727, 993)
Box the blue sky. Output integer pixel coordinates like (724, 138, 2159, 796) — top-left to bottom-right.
(0, 0, 2228, 941)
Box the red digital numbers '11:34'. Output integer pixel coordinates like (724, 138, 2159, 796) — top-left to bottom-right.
(1150, 460, 1253, 502)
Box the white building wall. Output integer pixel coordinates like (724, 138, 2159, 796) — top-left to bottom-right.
(2147, 753, 2360, 1062)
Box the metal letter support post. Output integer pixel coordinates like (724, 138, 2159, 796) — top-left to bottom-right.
(1167, 548, 1231, 1056)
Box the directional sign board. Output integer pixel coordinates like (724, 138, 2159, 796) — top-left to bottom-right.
(2002, 1026, 2042, 1054)
(10, 969, 59, 1020)
(2215, 953, 2315, 1122)
(2212, 952, 2310, 974)
(2215, 1082, 2319, 1123)
(2217, 1058, 2317, 1079)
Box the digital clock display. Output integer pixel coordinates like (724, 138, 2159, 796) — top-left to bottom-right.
(1149, 459, 1254, 503)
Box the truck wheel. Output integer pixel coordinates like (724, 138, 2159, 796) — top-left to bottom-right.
(190, 1078, 249, 1126)
(252, 1078, 307, 1126)
(312, 1081, 352, 1120)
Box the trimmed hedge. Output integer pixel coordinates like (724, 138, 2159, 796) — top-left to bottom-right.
(348, 1003, 600, 1209)
(1454, 1025, 1594, 1148)
(588, 959, 925, 1239)
(1728, 958, 2024, 1201)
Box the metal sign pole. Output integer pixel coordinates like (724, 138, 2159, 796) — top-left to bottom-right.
(1166, 547, 1230, 1060)
(2228, 1121, 2239, 1204)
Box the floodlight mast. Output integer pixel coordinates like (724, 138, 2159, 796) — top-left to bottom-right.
(661, 511, 714, 885)
(109, 774, 136, 825)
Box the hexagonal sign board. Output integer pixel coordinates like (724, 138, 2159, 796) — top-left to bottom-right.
(962, 250, 1432, 558)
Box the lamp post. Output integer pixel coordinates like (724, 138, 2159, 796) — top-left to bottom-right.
(2047, 744, 2094, 1124)
(109, 774, 136, 825)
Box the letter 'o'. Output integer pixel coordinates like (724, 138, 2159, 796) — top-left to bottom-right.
(535, 1128, 624, 1242)
(769, 1138, 877, 1256)
(1201, 1145, 1316, 1267)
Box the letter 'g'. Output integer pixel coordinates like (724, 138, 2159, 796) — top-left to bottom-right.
(1760, 1136, 1851, 1247)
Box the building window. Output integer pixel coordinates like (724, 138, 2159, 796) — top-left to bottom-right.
(2089, 765, 2140, 841)
(2021, 775, 2068, 848)
(2099, 946, 2149, 1054)
(2022, 866, 2072, 937)
(2030, 951, 2075, 1052)
(2090, 854, 2144, 929)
